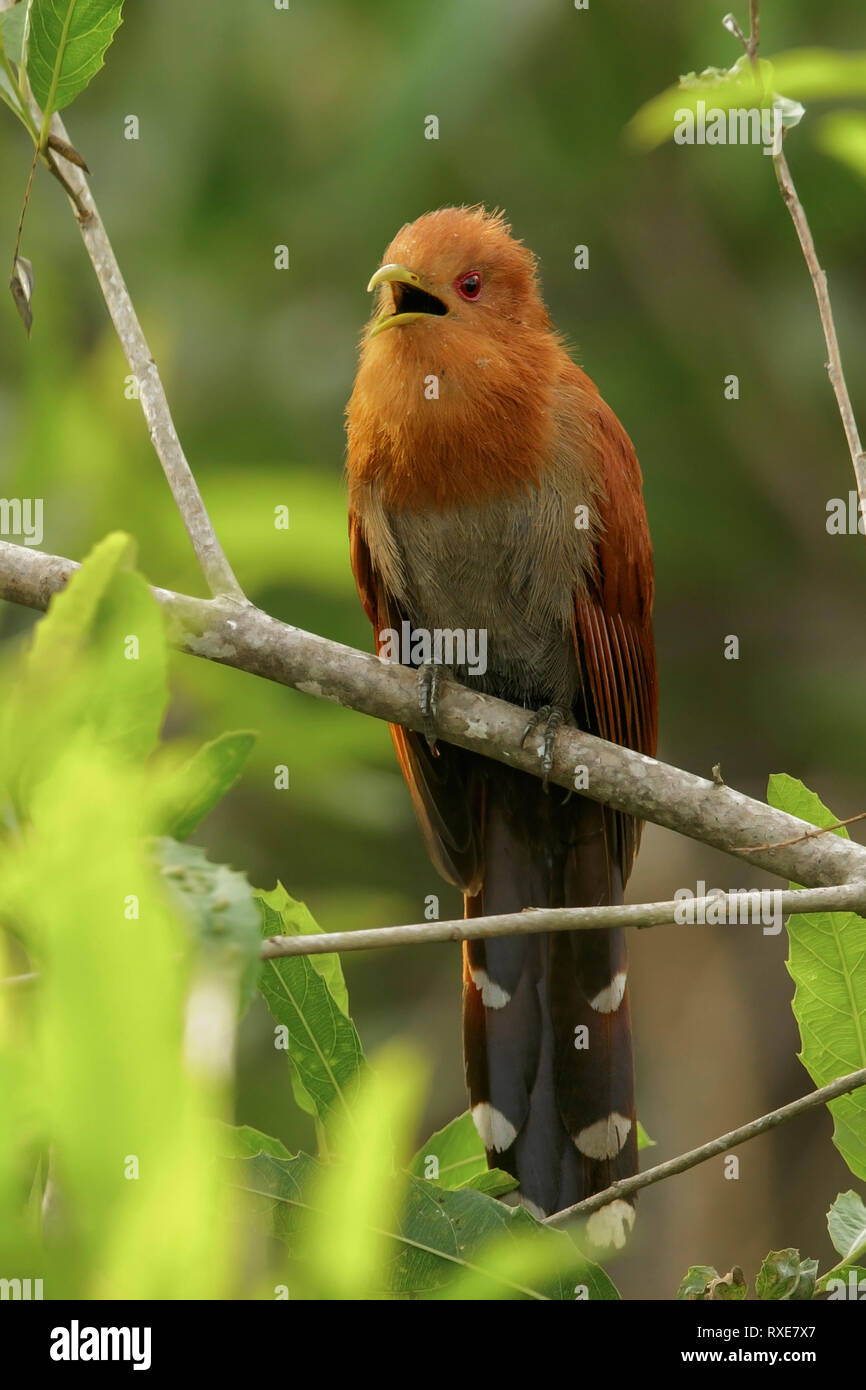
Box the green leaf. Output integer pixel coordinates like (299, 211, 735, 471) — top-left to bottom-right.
(2, 533, 169, 806)
(628, 55, 770, 151)
(306, 1042, 428, 1297)
(237, 1043, 619, 1301)
(155, 730, 257, 840)
(411, 1106, 650, 1197)
(0, 3, 29, 65)
(258, 882, 349, 1015)
(676, 1265, 747, 1300)
(27, 530, 135, 651)
(0, 67, 33, 131)
(0, 60, 24, 121)
(767, 776, 866, 1180)
(457, 1167, 519, 1198)
(771, 48, 866, 102)
(3, 747, 233, 1296)
(629, 48, 866, 152)
(411, 1193, 620, 1301)
(767, 773, 849, 839)
(713, 1269, 749, 1300)
(214, 1122, 291, 1162)
(241, 1151, 618, 1300)
(152, 838, 262, 1012)
(816, 111, 866, 182)
(241, 1149, 319, 1232)
(409, 1110, 487, 1188)
(257, 887, 365, 1128)
(676, 1265, 720, 1300)
(822, 1267, 866, 1299)
(755, 1248, 819, 1300)
(826, 1189, 866, 1262)
(28, 0, 124, 118)
(637, 1120, 655, 1150)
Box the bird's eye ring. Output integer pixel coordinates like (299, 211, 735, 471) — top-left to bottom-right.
(455, 270, 483, 302)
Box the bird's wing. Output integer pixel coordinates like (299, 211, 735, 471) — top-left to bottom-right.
(572, 395, 658, 883)
(348, 511, 482, 893)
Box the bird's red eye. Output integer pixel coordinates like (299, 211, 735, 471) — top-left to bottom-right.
(455, 270, 483, 302)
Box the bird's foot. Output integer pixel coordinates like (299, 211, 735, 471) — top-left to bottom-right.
(418, 662, 453, 753)
(521, 704, 571, 791)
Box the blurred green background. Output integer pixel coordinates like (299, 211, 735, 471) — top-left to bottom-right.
(2, 0, 865, 1298)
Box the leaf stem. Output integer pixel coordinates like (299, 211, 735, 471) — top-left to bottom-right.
(37, 0, 80, 149)
(11, 138, 39, 268)
(816, 1236, 866, 1293)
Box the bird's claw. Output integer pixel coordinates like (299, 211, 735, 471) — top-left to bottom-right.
(418, 662, 450, 754)
(521, 704, 569, 791)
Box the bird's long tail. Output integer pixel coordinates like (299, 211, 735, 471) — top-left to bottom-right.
(463, 769, 637, 1224)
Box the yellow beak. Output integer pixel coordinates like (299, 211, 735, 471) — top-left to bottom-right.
(366, 263, 444, 338)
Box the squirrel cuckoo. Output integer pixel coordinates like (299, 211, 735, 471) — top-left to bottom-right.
(346, 207, 657, 1229)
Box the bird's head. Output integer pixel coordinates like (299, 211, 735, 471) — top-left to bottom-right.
(363, 206, 550, 348)
(348, 206, 584, 510)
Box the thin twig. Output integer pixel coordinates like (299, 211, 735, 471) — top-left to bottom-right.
(545, 1065, 866, 1226)
(260, 883, 866, 959)
(11, 141, 39, 268)
(747, 0, 760, 73)
(727, 1, 866, 521)
(30, 105, 247, 601)
(733, 810, 866, 856)
(0, 0, 240, 593)
(772, 144, 866, 516)
(723, 4, 761, 83)
(4, 538, 866, 894)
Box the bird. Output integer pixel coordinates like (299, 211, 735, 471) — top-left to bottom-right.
(345, 206, 657, 1234)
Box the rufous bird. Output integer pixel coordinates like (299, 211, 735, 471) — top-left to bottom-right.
(346, 206, 657, 1229)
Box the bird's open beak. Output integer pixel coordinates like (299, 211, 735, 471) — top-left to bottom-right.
(366, 263, 449, 338)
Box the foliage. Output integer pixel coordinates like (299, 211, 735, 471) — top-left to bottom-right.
(0, 537, 620, 1297)
(676, 1191, 866, 1301)
(0, 0, 124, 133)
(0, 535, 241, 1297)
(629, 47, 866, 150)
(768, 775, 866, 1180)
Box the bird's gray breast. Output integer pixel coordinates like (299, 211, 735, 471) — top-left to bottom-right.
(382, 481, 593, 706)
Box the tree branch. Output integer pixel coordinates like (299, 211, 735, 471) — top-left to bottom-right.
(546, 1065, 866, 1226)
(260, 882, 866, 959)
(38, 113, 247, 602)
(3, 537, 866, 896)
